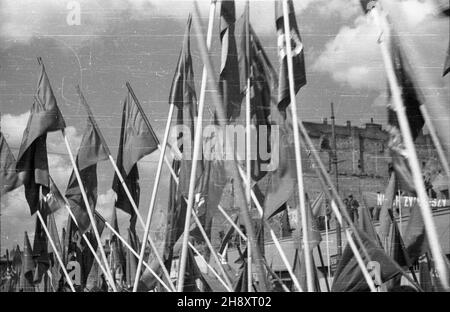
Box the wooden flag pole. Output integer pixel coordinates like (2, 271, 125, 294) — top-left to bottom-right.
(237, 166, 303, 291)
(36, 210, 76, 292)
(133, 101, 175, 291)
(104, 221, 174, 292)
(125, 82, 248, 249)
(192, 2, 268, 290)
(75, 86, 175, 291)
(63, 200, 118, 290)
(177, 0, 217, 292)
(281, 0, 313, 292)
(371, 4, 449, 290)
(62, 131, 118, 292)
(329, 201, 377, 292)
(244, 0, 253, 293)
(188, 241, 232, 292)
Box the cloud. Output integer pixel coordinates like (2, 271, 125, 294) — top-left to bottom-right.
(311, 0, 445, 90)
(312, 14, 384, 89)
(0, 0, 366, 46)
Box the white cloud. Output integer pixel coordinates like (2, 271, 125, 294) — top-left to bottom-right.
(312, 14, 384, 90)
(311, 0, 446, 90)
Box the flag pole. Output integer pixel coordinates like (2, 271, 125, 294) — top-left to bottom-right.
(61, 130, 118, 292)
(74, 86, 175, 292)
(192, 2, 268, 290)
(329, 201, 377, 292)
(104, 221, 174, 292)
(177, 0, 217, 292)
(63, 201, 118, 291)
(281, 0, 313, 292)
(236, 165, 303, 291)
(35, 210, 76, 292)
(371, 4, 449, 290)
(132, 101, 175, 291)
(124, 82, 249, 252)
(244, 0, 253, 293)
(188, 241, 232, 292)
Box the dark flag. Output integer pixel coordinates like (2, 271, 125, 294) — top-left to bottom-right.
(386, 33, 425, 193)
(418, 254, 433, 292)
(218, 214, 239, 254)
(46, 211, 62, 290)
(32, 210, 51, 284)
(0, 132, 23, 195)
(126, 227, 140, 288)
(182, 248, 211, 292)
(293, 248, 321, 292)
(378, 172, 397, 242)
(388, 211, 411, 268)
(169, 15, 202, 198)
(331, 228, 402, 292)
(275, 0, 306, 112)
(280, 208, 292, 238)
(403, 202, 428, 263)
(16, 60, 66, 214)
(359, 0, 377, 14)
(235, 13, 277, 181)
(358, 200, 380, 245)
(109, 207, 126, 288)
(112, 90, 158, 225)
(219, 0, 242, 121)
(65, 116, 109, 234)
(43, 176, 67, 215)
(22, 232, 35, 287)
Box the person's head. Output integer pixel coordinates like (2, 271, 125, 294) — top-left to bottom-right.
(343, 198, 349, 204)
(349, 194, 353, 199)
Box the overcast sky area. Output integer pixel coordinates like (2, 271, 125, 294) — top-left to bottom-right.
(0, 0, 449, 253)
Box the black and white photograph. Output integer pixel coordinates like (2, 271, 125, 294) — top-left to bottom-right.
(0, 0, 449, 298)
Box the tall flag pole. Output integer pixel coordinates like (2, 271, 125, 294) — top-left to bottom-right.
(279, 0, 313, 292)
(61, 113, 117, 292)
(75, 87, 174, 291)
(177, 1, 216, 292)
(112, 87, 158, 229)
(364, 1, 449, 290)
(243, 0, 253, 293)
(15, 58, 66, 215)
(191, 1, 269, 291)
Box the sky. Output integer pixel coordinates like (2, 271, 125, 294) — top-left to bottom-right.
(0, 0, 449, 253)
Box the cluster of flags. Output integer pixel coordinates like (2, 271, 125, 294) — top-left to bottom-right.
(1, 0, 449, 292)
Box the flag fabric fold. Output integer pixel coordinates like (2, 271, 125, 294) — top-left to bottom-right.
(16, 60, 66, 215)
(65, 117, 109, 234)
(112, 90, 158, 222)
(275, 0, 306, 112)
(1, 132, 23, 195)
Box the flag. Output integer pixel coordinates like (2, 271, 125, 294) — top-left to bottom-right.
(109, 207, 126, 288)
(403, 202, 428, 263)
(46, 211, 63, 290)
(275, 0, 306, 112)
(280, 208, 292, 238)
(444, 40, 450, 77)
(331, 228, 402, 292)
(112, 90, 158, 224)
(378, 172, 397, 242)
(386, 33, 425, 193)
(182, 248, 211, 292)
(138, 159, 186, 291)
(42, 175, 66, 215)
(218, 214, 239, 254)
(0, 132, 23, 195)
(65, 116, 109, 234)
(16, 60, 66, 214)
(235, 14, 277, 181)
(358, 200, 380, 245)
(32, 210, 51, 284)
(388, 210, 411, 268)
(263, 106, 296, 219)
(219, 0, 242, 121)
(125, 227, 140, 288)
(293, 248, 321, 292)
(359, 0, 377, 14)
(418, 254, 433, 292)
(169, 15, 202, 198)
(22, 232, 35, 287)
